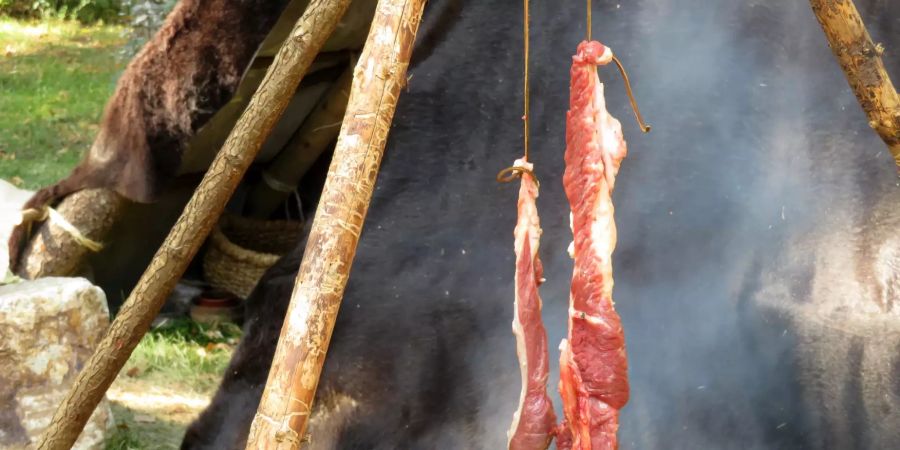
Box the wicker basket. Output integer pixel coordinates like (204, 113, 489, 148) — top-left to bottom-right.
(203, 214, 304, 298)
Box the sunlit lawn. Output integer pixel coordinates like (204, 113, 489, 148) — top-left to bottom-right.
(0, 18, 126, 189)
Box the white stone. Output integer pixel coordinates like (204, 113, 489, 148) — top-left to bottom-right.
(0, 277, 113, 449)
(0, 179, 32, 283)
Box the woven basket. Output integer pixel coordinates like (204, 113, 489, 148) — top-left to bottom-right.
(203, 214, 304, 298)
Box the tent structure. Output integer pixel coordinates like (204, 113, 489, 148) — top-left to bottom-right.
(4, 0, 898, 448)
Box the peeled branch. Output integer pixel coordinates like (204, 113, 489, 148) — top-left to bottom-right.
(245, 0, 428, 448)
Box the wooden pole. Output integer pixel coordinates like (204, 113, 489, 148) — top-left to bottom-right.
(809, 0, 900, 166)
(245, 64, 354, 219)
(244, 0, 427, 447)
(35, 1, 351, 448)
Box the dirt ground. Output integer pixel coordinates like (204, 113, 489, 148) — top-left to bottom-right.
(105, 377, 212, 449)
(103, 320, 238, 449)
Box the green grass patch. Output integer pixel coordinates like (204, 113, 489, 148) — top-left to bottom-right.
(0, 18, 126, 189)
(122, 318, 241, 393)
(104, 413, 146, 450)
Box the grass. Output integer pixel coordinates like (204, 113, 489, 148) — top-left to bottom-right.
(106, 319, 241, 449)
(0, 17, 126, 189)
(120, 318, 241, 393)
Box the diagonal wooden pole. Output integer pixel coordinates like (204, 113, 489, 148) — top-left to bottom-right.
(809, 0, 900, 166)
(245, 0, 427, 448)
(34, 1, 351, 448)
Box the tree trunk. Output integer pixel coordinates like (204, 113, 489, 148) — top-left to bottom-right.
(809, 0, 900, 166)
(34, 1, 351, 448)
(244, 1, 428, 448)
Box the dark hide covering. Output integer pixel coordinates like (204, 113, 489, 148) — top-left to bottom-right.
(7, 0, 290, 272)
(188, 0, 900, 448)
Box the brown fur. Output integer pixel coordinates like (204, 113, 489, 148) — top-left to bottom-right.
(8, 0, 290, 272)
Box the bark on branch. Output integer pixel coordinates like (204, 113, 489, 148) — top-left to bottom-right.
(810, 0, 900, 166)
(35, 1, 351, 448)
(244, 0, 428, 448)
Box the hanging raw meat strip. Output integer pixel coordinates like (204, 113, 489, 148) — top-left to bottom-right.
(557, 40, 630, 450)
(507, 158, 557, 450)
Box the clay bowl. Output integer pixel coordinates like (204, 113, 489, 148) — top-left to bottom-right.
(190, 289, 243, 325)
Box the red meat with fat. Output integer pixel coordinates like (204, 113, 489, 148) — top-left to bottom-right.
(557, 40, 630, 450)
(507, 158, 557, 450)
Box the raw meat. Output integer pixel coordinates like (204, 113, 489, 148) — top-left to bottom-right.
(557, 40, 630, 450)
(507, 158, 557, 450)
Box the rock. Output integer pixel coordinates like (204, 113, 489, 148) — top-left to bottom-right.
(0, 277, 113, 449)
(0, 179, 32, 283)
(0, 179, 32, 210)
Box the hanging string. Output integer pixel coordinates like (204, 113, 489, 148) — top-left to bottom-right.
(589, 0, 651, 132)
(523, 0, 530, 162)
(611, 56, 652, 132)
(587, 0, 651, 132)
(500, 0, 648, 187)
(586, 0, 591, 41)
(497, 0, 538, 186)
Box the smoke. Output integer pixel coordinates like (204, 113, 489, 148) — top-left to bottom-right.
(420, 0, 900, 448)
(162, 0, 900, 447)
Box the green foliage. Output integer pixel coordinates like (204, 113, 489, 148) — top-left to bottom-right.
(0, 0, 176, 25)
(0, 0, 125, 23)
(0, 0, 33, 17)
(0, 10, 179, 189)
(119, 0, 175, 58)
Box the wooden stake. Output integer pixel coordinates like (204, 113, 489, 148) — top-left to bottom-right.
(809, 0, 900, 166)
(244, 0, 427, 447)
(34, 1, 351, 448)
